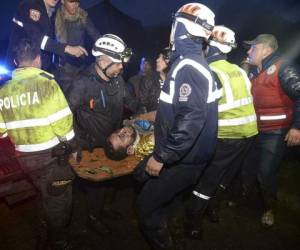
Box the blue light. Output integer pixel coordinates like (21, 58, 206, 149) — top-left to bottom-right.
(0, 65, 9, 75)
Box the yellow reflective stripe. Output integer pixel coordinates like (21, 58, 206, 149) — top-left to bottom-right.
(260, 115, 287, 121)
(47, 107, 72, 123)
(6, 118, 50, 129)
(218, 97, 253, 112)
(219, 114, 257, 126)
(235, 65, 252, 95)
(15, 129, 75, 152)
(211, 66, 234, 103)
(5, 107, 72, 129)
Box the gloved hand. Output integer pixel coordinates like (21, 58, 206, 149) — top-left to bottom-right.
(52, 142, 72, 166)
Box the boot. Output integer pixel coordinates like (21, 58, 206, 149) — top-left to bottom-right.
(261, 192, 276, 227)
(142, 225, 175, 250)
(87, 214, 111, 235)
(206, 200, 219, 223)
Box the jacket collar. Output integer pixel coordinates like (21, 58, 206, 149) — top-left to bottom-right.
(261, 51, 281, 71)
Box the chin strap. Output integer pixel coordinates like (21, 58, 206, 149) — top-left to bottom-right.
(96, 61, 116, 79)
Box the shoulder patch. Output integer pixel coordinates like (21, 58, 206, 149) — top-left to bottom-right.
(29, 9, 41, 22)
(179, 83, 192, 102)
(40, 72, 54, 80)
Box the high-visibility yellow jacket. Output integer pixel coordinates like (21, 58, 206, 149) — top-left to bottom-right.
(0, 67, 74, 152)
(210, 60, 258, 138)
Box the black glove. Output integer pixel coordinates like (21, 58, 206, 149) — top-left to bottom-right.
(52, 141, 73, 166)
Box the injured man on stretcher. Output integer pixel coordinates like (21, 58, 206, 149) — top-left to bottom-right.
(104, 112, 156, 161)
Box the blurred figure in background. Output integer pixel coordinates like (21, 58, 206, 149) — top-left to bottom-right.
(54, 0, 100, 92)
(6, 0, 87, 71)
(138, 47, 171, 112)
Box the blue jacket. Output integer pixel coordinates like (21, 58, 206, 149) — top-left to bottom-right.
(6, 0, 65, 70)
(153, 24, 219, 166)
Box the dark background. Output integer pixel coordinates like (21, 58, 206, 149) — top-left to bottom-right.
(1, 0, 300, 77)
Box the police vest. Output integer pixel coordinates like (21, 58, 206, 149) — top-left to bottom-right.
(251, 60, 294, 131)
(210, 60, 258, 138)
(0, 67, 74, 152)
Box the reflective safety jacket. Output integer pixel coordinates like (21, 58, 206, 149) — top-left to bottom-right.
(0, 67, 74, 152)
(210, 60, 258, 138)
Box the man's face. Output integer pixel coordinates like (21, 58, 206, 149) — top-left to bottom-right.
(106, 62, 123, 78)
(62, 0, 80, 15)
(109, 126, 136, 152)
(44, 0, 60, 8)
(247, 43, 268, 67)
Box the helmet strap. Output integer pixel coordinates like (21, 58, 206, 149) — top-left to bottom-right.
(96, 61, 116, 80)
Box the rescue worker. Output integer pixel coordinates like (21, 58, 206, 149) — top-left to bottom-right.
(185, 26, 258, 239)
(66, 33, 138, 149)
(6, 0, 88, 71)
(66, 33, 139, 235)
(54, 0, 100, 92)
(242, 34, 300, 226)
(0, 38, 75, 249)
(135, 3, 220, 249)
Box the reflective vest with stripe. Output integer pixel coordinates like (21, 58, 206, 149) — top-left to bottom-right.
(210, 60, 258, 138)
(251, 60, 294, 131)
(0, 67, 74, 152)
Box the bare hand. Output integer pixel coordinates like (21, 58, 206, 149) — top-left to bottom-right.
(284, 128, 300, 146)
(145, 156, 163, 176)
(65, 45, 88, 57)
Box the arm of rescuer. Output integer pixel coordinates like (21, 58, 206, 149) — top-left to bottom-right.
(13, 1, 87, 58)
(279, 62, 300, 146)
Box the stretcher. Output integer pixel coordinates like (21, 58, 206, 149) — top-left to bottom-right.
(69, 148, 140, 182)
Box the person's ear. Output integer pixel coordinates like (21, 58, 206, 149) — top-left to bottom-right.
(126, 145, 134, 155)
(34, 55, 42, 68)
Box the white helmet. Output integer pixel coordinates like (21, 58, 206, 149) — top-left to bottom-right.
(92, 34, 132, 63)
(209, 25, 237, 53)
(170, 2, 215, 44)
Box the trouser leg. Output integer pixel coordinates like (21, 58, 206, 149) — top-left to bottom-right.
(19, 152, 73, 250)
(186, 138, 254, 236)
(255, 132, 286, 210)
(136, 164, 202, 249)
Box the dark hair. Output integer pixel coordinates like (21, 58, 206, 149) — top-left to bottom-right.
(13, 38, 40, 65)
(161, 47, 171, 61)
(103, 138, 128, 161)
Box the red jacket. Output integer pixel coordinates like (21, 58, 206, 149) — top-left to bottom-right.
(251, 59, 294, 131)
